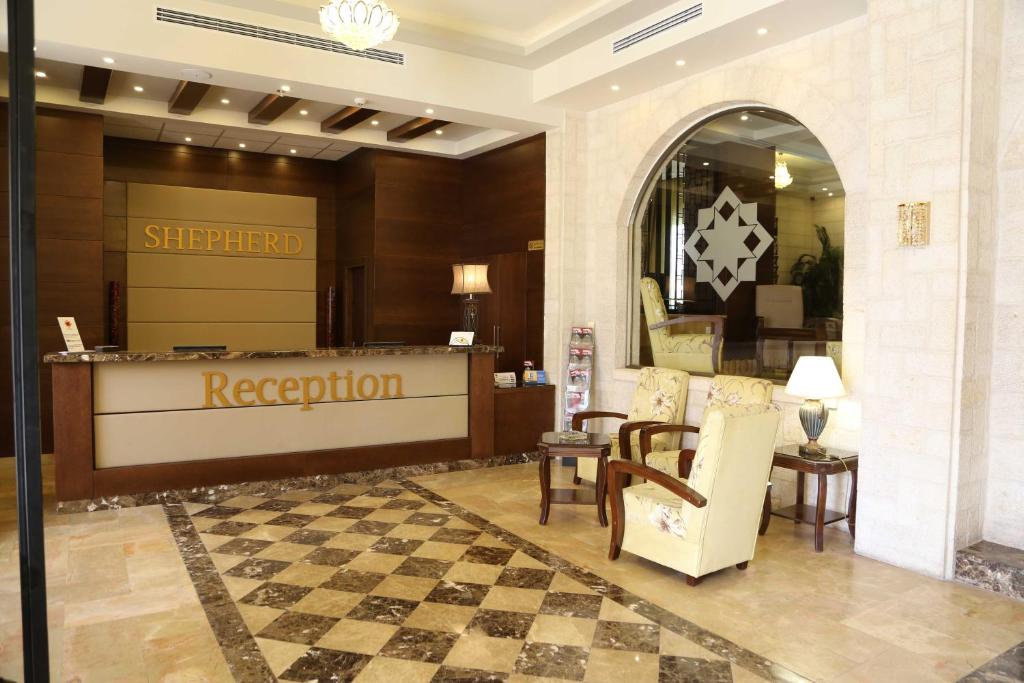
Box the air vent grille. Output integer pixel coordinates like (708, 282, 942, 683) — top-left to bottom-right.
(613, 3, 702, 53)
(156, 7, 405, 65)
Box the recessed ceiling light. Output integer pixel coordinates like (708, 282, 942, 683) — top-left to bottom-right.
(290, 148, 297, 154)
(675, 59, 686, 67)
(757, 27, 768, 35)
(740, 114, 749, 121)
(299, 109, 308, 116)
(828, 192, 834, 197)
(371, 120, 380, 126)
(425, 108, 435, 115)
(611, 84, 620, 91)
(769, 175, 775, 179)
(821, 187, 828, 191)
(34, 71, 46, 78)
(133, 85, 144, 92)
(185, 136, 192, 142)
(435, 129, 443, 135)
(702, 161, 710, 166)
(221, 98, 230, 104)
(102, 56, 115, 64)
(280, 85, 291, 92)
(238, 143, 246, 148)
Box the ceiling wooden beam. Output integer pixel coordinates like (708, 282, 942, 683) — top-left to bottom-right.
(387, 117, 450, 142)
(79, 66, 112, 104)
(167, 80, 211, 115)
(321, 106, 379, 133)
(248, 94, 300, 125)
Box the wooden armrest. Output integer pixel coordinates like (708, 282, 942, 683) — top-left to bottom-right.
(607, 459, 707, 508)
(571, 410, 628, 431)
(617, 420, 663, 461)
(638, 424, 700, 462)
(648, 315, 725, 373)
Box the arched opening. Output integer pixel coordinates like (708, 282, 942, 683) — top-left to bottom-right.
(629, 107, 845, 382)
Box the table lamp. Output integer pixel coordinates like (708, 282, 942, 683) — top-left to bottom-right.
(785, 356, 845, 458)
(451, 264, 491, 334)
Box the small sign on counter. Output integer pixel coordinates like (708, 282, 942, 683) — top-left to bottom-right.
(57, 317, 85, 352)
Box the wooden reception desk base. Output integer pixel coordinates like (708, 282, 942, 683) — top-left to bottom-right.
(48, 346, 497, 502)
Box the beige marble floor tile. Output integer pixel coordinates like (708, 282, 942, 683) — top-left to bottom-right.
(354, 655, 440, 682)
(442, 632, 524, 673)
(583, 649, 659, 682)
(253, 541, 314, 562)
(403, 603, 477, 633)
(346, 551, 407, 574)
(290, 587, 364, 618)
(479, 586, 547, 613)
(526, 615, 598, 647)
(387, 523, 441, 540)
(255, 636, 310, 676)
(316, 618, 398, 654)
(413, 541, 471, 561)
(370, 574, 441, 601)
(237, 603, 284, 633)
(272, 562, 338, 588)
(444, 560, 504, 585)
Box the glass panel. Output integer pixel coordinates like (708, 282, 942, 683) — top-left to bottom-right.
(633, 109, 844, 382)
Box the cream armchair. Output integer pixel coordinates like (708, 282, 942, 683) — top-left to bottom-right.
(639, 277, 725, 375)
(571, 367, 689, 485)
(640, 375, 774, 479)
(607, 405, 781, 585)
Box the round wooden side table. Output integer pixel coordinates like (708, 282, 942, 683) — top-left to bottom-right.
(537, 432, 612, 527)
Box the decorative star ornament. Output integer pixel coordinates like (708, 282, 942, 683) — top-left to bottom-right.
(684, 187, 773, 300)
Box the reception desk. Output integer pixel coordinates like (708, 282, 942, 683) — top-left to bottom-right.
(46, 346, 498, 501)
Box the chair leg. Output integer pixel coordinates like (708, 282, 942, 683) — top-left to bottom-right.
(736, 561, 749, 570)
(685, 574, 703, 587)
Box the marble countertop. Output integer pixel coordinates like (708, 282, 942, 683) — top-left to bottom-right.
(44, 345, 502, 364)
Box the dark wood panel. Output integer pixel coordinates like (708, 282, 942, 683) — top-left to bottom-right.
(37, 151, 104, 198)
(103, 180, 127, 216)
(79, 66, 112, 105)
(388, 118, 450, 142)
(249, 94, 300, 125)
(167, 81, 211, 115)
(92, 438, 471, 498)
(52, 364, 95, 500)
(321, 106, 378, 133)
(494, 384, 555, 455)
(36, 196, 104, 241)
(37, 109, 105, 156)
(470, 353, 495, 458)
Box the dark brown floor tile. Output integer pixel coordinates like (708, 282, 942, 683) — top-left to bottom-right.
(283, 529, 338, 546)
(592, 620, 660, 653)
(327, 505, 374, 519)
(257, 611, 339, 645)
(379, 626, 460, 663)
(394, 557, 454, 579)
(370, 537, 424, 556)
(194, 505, 245, 519)
(461, 546, 516, 566)
(224, 557, 291, 581)
(495, 567, 555, 590)
(206, 520, 258, 537)
(347, 520, 399, 536)
(311, 492, 356, 505)
(467, 609, 535, 639)
(241, 581, 313, 609)
(302, 547, 362, 567)
(211, 538, 273, 557)
(659, 656, 733, 682)
(278, 647, 372, 683)
(430, 528, 482, 545)
(425, 581, 491, 607)
(432, 667, 508, 682)
(253, 499, 301, 512)
(367, 487, 405, 498)
(321, 568, 387, 593)
(514, 641, 588, 680)
(346, 595, 420, 625)
(266, 513, 317, 528)
(404, 512, 452, 527)
(538, 592, 603, 619)
(383, 499, 426, 511)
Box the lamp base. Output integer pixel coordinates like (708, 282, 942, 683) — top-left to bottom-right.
(461, 296, 480, 334)
(798, 399, 830, 460)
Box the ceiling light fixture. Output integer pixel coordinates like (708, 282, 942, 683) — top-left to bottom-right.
(299, 109, 309, 116)
(221, 98, 230, 104)
(821, 186, 828, 191)
(611, 84, 620, 91)
(435, 129, 443, 135)
(319, 0, 400, 51)
(34, 71, 46, 78)
(133, 85, 144, 92)
(828, 192, 834, 197)
(675, 59, 686, 67)
(740, 114, 749, 121)
(281, 85, 291, 92)
(290, 149, 297, 154)
(774, 153, 794, 189)
(702, 161, 710, 166)
(102, 56, 115, 65)
(238, 143, 246, 148)
(371, 120, 380, 126)
(425, 108, 434, 115)
(757, 27, 768, 35)
(185, 136, 192, 142)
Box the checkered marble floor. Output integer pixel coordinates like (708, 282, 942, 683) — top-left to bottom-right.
(168, 479, 779, 682)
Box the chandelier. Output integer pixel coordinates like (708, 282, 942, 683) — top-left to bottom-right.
(774, 153, 794, 190)
(320, 0, 400, 51)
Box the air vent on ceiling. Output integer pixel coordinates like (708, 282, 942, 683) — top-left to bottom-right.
(613, 3, 702, 54)
(156, 7, 405, 65)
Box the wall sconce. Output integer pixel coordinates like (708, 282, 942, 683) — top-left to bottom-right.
(898, 201, 930, 246)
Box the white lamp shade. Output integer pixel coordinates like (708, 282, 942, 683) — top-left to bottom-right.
(451, 264, 491, 295)
(785, 356, 846, 399)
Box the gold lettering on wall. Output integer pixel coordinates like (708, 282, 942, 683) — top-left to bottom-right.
(201, 370, 406, 410)
(141, 224, 304, 256)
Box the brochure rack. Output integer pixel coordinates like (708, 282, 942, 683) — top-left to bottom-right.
(562, 323, 595, 430)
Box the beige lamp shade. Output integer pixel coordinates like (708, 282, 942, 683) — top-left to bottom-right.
(785, 356, 846, 399)
(451, 264, 491, 295)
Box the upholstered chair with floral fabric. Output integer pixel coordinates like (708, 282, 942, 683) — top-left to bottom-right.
(639, 277, 725, 375)
(640, 375, 775, 479)
(571, 367, 689, 485)
(607, 404, 780, 585)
